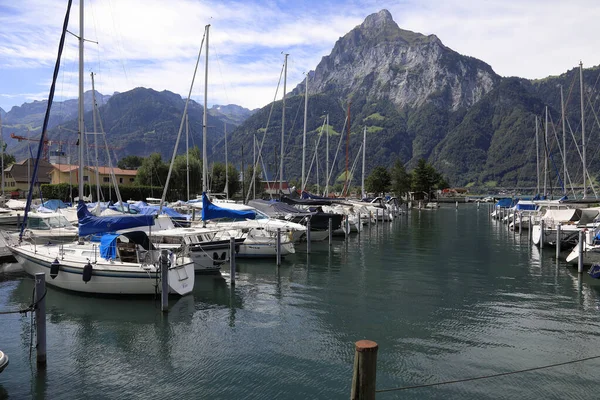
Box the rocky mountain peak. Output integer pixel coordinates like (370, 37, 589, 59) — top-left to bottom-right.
(293, 10, 499, 112)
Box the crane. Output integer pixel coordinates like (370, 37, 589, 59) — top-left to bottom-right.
(10, 132, 121, 162)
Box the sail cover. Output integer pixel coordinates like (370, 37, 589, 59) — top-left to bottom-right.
(78, 201, 154, 236)
(201, 193, 255, 221)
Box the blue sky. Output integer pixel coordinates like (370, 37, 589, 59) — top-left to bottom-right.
(1, 0, 599, 113)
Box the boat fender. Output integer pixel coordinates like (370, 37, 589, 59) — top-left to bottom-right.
(82, 262, 93, 283)
(50, 258, 60, 279)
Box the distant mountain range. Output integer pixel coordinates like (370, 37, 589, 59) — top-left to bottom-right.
(2, 9, 599, 192)
(0, 89, 255, 165)
(217, 9, 600, 190)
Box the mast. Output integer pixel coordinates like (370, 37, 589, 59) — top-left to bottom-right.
(202, 25, 210, 194)
(78, 0, 85, 200)
(362, 126, 366, 199)
(0, 114, 3, 198)
(224, 122, 229, 199)
(544, 106, 548, 197)
(280, 53, 288, 198)
(90, 72, 100, 204)
(186, 113, 190, 202)
(580, 61, 586, 199)
(326, 113, 329, 197)
(253, 132, 256, 200)
(561, 85, 567, 196)
(344, 102, 351, 197)
(301, 72, 308, 191)
(535, 116, 539, 195)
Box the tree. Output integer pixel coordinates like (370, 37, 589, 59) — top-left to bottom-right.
(135, 153, 169, 187)
(411, 158, 448, 198)
(365, 166, 391, 194)
(243, 165, 264, 199)
(390, 159, 410, 199)
(117, 155, 144, 170)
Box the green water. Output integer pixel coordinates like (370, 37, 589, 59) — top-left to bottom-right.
(1, 205, 600, 399)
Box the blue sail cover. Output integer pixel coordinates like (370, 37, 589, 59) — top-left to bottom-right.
(77, 201, 155, 236)
(99, 233, 119, 260)
(201, 193, 256, 221)
(494, 198, 514, 208)
(42, 199, 68, 210)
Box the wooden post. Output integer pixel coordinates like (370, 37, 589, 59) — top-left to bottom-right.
(350, 340, 378, 400)
(529, 215, 533, 243)
(519, 212, 523, 236)
(306, 218, 311, 253)
(578, 229, 584, 274)
(35, 272, 47, 367)
(160, 250, 169, 312)
(368, 211, 371, 229)
(229, 237, 236, 285)
(191, 208, 196, 221)
(556, 223, 561, 261)
(455, 201, 458, 209)
(328, 218, 333, 247)
(375, 209, 379, 227)
(276, 228, 281, 267)
(345, 215, 350, 238)
(540, 219, 545, 248)
(357, 213, 361, 236)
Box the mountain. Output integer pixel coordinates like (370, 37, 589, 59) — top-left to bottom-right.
(208, 104, 256, 126)
(35, 88, 250, 165)
(4, 89, 254, 164)
(0, 107, 6, 119)
(218, 9, 600, 191)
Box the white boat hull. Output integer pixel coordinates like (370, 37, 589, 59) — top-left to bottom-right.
(12, 246, 194, 295)
(238, 241, 295, 258)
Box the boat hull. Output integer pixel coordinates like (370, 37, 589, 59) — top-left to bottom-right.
(11, 247, 194, 295)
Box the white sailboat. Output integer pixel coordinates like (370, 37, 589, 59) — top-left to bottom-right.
(7, 0, 195, 296)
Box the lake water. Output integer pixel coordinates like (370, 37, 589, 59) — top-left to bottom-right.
(1, 204, 600, 399)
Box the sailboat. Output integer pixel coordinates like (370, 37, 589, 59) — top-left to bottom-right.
(6, 0, 195, 295)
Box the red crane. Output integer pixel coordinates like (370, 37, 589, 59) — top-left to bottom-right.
(10, 133, 121, 162)
(10, 133, 64, 161)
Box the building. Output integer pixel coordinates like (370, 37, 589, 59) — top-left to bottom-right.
(3, 158, 53, 197)
(50, 164, 137, 186)
(261, 180, 291, 197)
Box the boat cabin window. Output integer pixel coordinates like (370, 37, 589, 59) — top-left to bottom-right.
(27, 217, 46, 230)
(47, 216, 71, 228)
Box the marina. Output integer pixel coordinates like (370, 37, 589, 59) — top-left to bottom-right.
(2, 204, 600, 398)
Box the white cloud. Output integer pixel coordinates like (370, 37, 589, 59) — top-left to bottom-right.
(1, 0, 600, 112)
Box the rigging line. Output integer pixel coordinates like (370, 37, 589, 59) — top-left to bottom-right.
(20, 0, 73, 242)
(565, 117, 584, 186)
(245, 63, 285, 203)
(326, 115, 348, 192)
(303, 118, 327, 191)
(159, 27, 206, 212)
(106, 0, 130, 87)
(348, 141, 363, 188)
(210, 44, 231, 105)
(513, 132, 535, 191)
(375, 354, 600, 394)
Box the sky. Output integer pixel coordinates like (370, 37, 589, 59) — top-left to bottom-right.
(1, 0, 599, 113)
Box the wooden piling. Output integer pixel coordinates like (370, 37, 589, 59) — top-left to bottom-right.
(276, 228, 281, 267)
(357, 213, 361, 236)
(578, 230, 584, 274)
(328, 218, 333, 247)
(556, 223, 561, 261)
(35, 272, 47, 367)
(306, 218, 311, 253)
(350, 340, 378, 400)
(529, 215, 533, 243)
(540, 219, 545, 248)
(229, 237, 236, 285)
(519, 212, 523, 236)
(160, 250, 169, 312)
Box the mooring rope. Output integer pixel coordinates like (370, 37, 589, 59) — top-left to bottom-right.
(375, 354, 600, 393)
